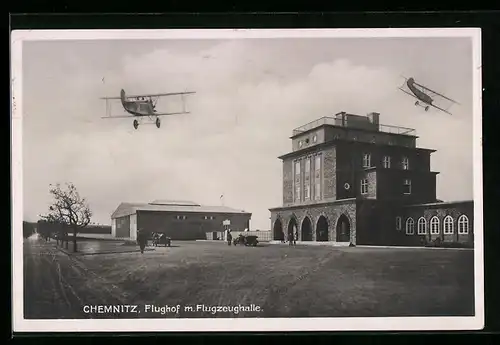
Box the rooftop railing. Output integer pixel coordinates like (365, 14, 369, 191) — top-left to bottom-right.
(292, 116, 416, 137)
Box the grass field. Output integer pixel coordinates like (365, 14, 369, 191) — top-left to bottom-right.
(24, 239, 475, 319)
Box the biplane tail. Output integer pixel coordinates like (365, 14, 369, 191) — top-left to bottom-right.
(120, 89, 127, 106)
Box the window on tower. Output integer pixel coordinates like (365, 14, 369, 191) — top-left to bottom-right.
(402, 156, 409, 170)
(383, 155, 391, 168)
(403, 179, 412, 194)
(294, 161, 301, 201)
(304, 158, 311, 200)
(363, 153, 371, 168)
(314, 155, 321, 200)
(360, 178, 368, 194)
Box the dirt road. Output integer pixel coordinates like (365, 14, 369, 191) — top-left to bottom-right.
(23, 236, 137, 319)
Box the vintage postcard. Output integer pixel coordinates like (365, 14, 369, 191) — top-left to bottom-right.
(11, 28, 483, 332)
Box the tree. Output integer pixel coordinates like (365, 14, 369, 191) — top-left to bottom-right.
(40, 183, 92, 252)
(23, 221, 35, 239)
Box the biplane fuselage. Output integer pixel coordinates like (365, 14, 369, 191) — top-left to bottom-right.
(120, 89, 156, 117)
(406, 78, 433, 105)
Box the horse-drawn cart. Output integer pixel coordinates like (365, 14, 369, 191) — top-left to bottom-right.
(233, 234, 259, 247)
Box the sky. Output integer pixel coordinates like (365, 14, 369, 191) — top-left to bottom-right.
(21, 35, 476, 229)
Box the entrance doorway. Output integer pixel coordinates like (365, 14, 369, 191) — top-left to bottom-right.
(316, 215, 329, 241)
(336, 214, 351, 242)
(287, 217, 298, 242)
(273, 218, 284, 241)
(301, 217, 313, 241)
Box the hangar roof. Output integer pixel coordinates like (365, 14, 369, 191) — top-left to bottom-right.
(111, 201, 251, 219)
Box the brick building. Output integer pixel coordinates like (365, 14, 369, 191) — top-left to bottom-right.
(111, 200, 252, 241)
(269, 112, 474, 246)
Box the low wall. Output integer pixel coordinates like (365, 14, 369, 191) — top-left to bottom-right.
(205, 231, 273, 242)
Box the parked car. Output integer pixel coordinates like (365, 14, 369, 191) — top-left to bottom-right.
(233, 234, 259, 247)
(152, 232, 171, 247)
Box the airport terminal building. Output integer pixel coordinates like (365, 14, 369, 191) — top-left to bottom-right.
(111, 200, 252, 241)
(269, 112, 474, 246)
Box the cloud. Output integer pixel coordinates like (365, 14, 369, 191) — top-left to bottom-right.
(22, 39, 474, 229)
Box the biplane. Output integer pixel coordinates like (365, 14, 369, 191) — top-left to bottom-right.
(100, 89, 196, 129)
(398, 76, 460, 115)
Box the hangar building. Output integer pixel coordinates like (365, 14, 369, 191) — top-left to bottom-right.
(111, 200, 252, 241)
(269, 111, 474, 247)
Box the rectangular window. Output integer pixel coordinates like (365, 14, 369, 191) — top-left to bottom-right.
(315, 182, 321, 200)
(383, 155, 391, 168)
(295, 185, 301, 201)
(304, 182, 310, 199)
(304, 158, 311, 199)
(402, 156, 409, 170)
(360, 178, 368, 194)
(363, 153, 371, 168)
(294, 160, 301, 201)
(403, 179, 411, 195)
(314, 155, 321, 200)
(305, 158, 311, 173)
(396, 217, 402, 230)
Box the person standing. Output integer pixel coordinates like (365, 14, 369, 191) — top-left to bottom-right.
(137, 228, 148, 254)
(227, 229, 233, 246)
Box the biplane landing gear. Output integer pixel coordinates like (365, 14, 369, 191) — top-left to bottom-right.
(425, 106, 430, 111)
(133, 119, 139, 130)
(415, 101, 419, 106)
(155, 117, 161, 128)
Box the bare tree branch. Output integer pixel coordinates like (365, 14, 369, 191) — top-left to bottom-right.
(41, 182, 93, 234)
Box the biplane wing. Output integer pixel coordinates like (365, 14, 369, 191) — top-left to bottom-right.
(101, 111, 190, 119)
(428, 104, 453, 115)
(398, 87, 418, 99)
(411, 80, 460, 106)
(100, 91, 196, 100)
(125, 91, 196, 98)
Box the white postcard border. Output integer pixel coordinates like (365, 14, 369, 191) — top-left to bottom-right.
(11, 28, 484, 332)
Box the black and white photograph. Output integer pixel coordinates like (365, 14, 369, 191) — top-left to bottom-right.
(11, 28, 483, 332)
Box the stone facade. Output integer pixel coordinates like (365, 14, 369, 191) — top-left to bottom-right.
(269, 112, 475, 247)
(400, 201, 474, 246)
(270, 199, 357, 244)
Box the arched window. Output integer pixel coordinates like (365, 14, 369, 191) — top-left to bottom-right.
(443, 215, 454, 234)
(458, 215, 469, 234)
(417, 217, 427, 235)
(430, 216, 440, 235)
(406, 217, 415, 235)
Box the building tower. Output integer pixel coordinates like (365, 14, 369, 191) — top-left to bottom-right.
(269, 111, 440, 245)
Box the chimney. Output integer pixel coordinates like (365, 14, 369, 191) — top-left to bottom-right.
(367, 112, 380, 125)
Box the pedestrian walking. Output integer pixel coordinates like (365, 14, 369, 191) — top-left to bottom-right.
(137, 228, 148, 254)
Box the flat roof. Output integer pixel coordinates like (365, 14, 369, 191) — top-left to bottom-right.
(277, 139, 436, 160)
(111, 202, 251, 219)
(403, 200, 473, 208)
(290, 115, 417, 138)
